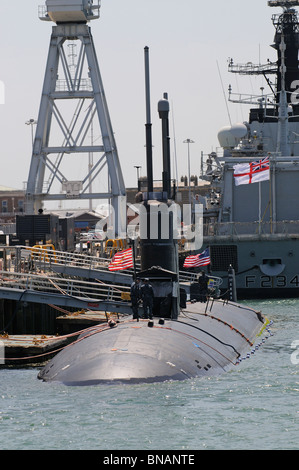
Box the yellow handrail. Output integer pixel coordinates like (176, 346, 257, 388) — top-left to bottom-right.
(27, 244, 57, 263)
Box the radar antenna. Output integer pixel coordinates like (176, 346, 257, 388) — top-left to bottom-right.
(26, 1, 126, 235)
(268, 0, 299, 9)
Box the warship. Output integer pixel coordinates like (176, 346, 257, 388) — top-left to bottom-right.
(37, 1, 269, 385)
(200, 0, 299, 298)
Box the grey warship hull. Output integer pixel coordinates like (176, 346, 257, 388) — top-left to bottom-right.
(204, 236, 299, 298)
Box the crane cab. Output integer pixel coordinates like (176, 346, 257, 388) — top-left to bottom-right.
(41, 0, 100, 23)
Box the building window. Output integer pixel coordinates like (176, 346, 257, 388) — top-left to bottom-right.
(18, 200, 24, 213)
(1, 200, 7, 213)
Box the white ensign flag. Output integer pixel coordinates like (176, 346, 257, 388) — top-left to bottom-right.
(233, 157, 270, 186)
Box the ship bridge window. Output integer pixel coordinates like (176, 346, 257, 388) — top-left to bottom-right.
(210, 245, 238, 272)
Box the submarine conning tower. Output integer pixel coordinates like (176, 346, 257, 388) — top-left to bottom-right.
(139, 94, 178, 274)
(138, 48, 179, 319)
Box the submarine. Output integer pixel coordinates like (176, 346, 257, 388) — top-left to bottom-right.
(37, 300, 267, 385)
(38, 48, 268, 386)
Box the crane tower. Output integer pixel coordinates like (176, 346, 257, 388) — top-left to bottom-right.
(26, 1, 126, 234)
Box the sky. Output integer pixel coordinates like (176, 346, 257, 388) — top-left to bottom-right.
(0, 0, 278, 200)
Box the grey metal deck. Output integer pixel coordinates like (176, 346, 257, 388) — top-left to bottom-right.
(0, 271, 133, 314)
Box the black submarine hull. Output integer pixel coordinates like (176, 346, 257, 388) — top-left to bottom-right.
(38, 299, 266, 386)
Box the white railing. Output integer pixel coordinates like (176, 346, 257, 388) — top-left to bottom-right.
(203, 220, 299, 238)
(55, 79, 93, 93)
(18, 245, 111, 273)
(8, 245, 204, 285)
(0, 271, 130, 303)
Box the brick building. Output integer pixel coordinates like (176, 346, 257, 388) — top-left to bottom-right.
(0, 186, 25, 223)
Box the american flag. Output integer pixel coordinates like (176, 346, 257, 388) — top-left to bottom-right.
(108, 248, 134, 271)
(233, 157, 270, 186)
(183, 248, 211, 268)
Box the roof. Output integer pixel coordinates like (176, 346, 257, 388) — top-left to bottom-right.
(44, 209, 105, 218)
(0, 185, 23, 192)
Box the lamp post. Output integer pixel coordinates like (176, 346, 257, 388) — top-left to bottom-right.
(25, 119, 37, 148)
(134, 165, 141, 190)
(183, 139, 195, 206)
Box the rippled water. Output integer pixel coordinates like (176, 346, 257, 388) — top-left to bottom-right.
(0, 298, 298, 450)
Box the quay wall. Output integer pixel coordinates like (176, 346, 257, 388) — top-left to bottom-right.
(0, 300, 67, 335)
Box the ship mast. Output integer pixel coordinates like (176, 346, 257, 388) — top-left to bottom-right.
(269, 1, 299, 104)
(227, 1, 299, 156)
(269, 1, 299, 154)
(276, 34, 290, 155)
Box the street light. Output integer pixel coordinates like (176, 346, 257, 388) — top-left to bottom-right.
(134, 165, 142, 190)
(25, 119, 37, 148)
(183, 139, 195, 206)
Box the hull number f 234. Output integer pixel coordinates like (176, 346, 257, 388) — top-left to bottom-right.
(245, 275, 299, 288)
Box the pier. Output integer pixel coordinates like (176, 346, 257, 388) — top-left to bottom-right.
(1, 334, 69, 366)
(0, 245, 200, 363)
(0, 245, 222, 365)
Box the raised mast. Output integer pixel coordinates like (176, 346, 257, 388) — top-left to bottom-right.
(226, 1, 299, 157)
(276, 34, 290, 155)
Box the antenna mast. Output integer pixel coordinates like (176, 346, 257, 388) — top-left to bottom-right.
(268, 0, 299, 9)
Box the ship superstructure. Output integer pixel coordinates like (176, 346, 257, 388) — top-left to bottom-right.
(200, 1, 299, 297)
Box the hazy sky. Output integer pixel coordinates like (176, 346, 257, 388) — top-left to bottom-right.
(0, 0, 278, 197)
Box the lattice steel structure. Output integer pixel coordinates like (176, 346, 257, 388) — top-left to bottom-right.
(26, 1, 126, 234)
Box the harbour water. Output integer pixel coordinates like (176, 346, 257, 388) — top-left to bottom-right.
(0, 298, 298, 451)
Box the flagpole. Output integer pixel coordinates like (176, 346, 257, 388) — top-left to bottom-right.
(233, 156, 270, 234)
(258, 181, 261, 234)
(272, 153, 277, 234)
(132, 238, 137, 279)
(269, 152, 273, 234)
